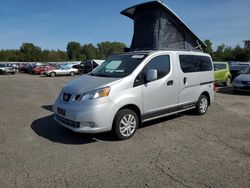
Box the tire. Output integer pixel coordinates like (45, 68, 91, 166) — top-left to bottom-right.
(70, 71, 75, 76)
(50, 72, 56, 77)
(113, 109, 139, 140)
(224, 77, 231, 86)
(196, 94, 209, 115)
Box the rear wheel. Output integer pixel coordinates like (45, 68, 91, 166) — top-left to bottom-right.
(50, 72, 56, 77)
(196, 94, 209, 115)
(70, 71, 75, 76)
(224, 76, 231, 86)
(113, 109, 138, 140)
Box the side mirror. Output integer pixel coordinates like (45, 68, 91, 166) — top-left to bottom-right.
(146, 69, 158, 82)
(214, 68, 218, 71)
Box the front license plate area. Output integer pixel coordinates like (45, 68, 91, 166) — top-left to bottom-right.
(57, 107, 65, 116)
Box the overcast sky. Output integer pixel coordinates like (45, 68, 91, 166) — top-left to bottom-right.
(0, 0, 250, 50)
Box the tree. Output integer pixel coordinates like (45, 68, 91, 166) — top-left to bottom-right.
(214, 44, 225, 61)
(80, 44, 97, 60)
(203, 39, 213, 55)
(66, 41, 81, 60)
(232, 45, 250, 62)
(97, 41, 126, 59)
(19, 43, 42, 62)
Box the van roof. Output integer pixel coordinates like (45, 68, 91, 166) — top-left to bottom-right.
(119, 50, 210, 56)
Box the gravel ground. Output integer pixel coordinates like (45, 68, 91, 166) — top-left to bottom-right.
(0, 73, 250, 188)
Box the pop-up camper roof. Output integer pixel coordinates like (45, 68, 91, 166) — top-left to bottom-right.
(121, 1, 206, 51)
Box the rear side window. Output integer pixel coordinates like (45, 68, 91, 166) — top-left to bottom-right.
(179, 55, 212, 73)
(214, 64, 226, 70)
(144, 55, 170, 79)
(84, 61, 92, 66)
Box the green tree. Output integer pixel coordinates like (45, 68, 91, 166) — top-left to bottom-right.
(20, 43, 41, 61)
(80, 44, 97, 60)
(214, 44, 225, 61)
(232, 45, 250, 61)
(203, 39, 213, 55)
(66, 41, 81, 60)
(97, 41, 126, 59)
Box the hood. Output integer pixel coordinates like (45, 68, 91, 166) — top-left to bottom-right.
(235, 74, 250, 82)
(63, 75, 121, 94)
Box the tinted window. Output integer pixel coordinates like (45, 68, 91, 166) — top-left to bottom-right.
(230, 65, 249, 72)
(93, 62, 98, 67)
(214, 64, 226, 70)
(179, 55, 212, 73)
(144, 55, 170, 79)
(84, 61, 92, 66)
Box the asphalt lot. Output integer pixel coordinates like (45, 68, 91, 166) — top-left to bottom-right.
(0, 73, 250, 188)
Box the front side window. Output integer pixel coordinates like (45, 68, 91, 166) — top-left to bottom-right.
(144, 55, 170, 80)
(90, 54, 147, 78)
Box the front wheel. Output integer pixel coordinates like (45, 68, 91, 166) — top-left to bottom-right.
(70, 71, 75, 76)
(50, 72, 56, 77)
(113, 109, 138, 140)
(224, 77, 231, 86)
(196, 94, 209, 115)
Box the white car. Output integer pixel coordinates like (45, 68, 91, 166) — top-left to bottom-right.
(45, 66, 78, 77)
(0, 64, 16, 75)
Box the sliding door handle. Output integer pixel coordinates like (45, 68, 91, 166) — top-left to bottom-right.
(183, 77, 187, 85)
(167, 80, 174, 85)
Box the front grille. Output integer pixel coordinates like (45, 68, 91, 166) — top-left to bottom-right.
(55, 114, 80, 128)
(242, 86, 250, 90)
(241, 81, 250, 85)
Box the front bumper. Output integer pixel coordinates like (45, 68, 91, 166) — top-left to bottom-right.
(233, 83, 250, 92)
(53, 98, 116, 133)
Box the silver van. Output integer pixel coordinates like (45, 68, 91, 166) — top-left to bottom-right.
(53, 50, 214, 140)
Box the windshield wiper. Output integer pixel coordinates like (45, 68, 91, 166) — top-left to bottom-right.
(89, 73, 110, 77)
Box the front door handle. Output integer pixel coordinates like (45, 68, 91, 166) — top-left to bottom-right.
(183, 77, 187, 85)
(167, 80, 174, 86)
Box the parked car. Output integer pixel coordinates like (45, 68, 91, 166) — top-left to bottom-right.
(40, 66, 56, 75)
(53, 51, 214, 140)
(44, 65, 78, 77)
(232, 67, 250, 93)
(0, 64, 16, 75)
(73, 59, 105, 74)
(230, 65, 250, 80)
(213, 62, 232, 86)
(18, 63, 29, 72)
(32, 65, 56, 75)
(24, 64, 36, 73)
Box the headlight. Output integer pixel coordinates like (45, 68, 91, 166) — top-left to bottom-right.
(80, 87, 111, 101)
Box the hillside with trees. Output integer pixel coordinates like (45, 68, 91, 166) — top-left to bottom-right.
(0, 40, 249, 62)
(0, 41, 126, 62)
(203, 40, 250, 62)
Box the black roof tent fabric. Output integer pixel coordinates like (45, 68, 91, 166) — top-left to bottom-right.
(121, 1, 206, 51)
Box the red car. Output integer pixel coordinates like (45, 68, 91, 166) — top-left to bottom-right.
(33, 65, 56, 75)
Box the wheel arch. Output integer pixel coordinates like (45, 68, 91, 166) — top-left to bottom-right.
(200, 91, 211, 106)
(112, 104, 142, 129)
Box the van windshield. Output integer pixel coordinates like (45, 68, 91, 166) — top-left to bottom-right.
(90, 54, 147, 78)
